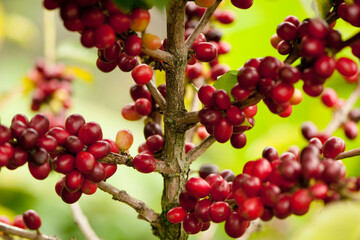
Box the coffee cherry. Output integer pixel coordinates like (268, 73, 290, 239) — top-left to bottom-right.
(279, 158, 301, 181)
(199, 164, 220, 179)
(122, 103, 143, 121)
(344, 121, 358, 139)
(213, 89, 231, 110)
(102, 163, 117, 179)
(183, 212, 202, 234)
(65, 136, 85, 154)
(65, 114, 85, 136)
(75, 152, 95, 174)
(274, 194, 292, 219)
(321, 88, 338, 107)
(146, 134, 164, 153)
(28, 161, 51, 180)
(11, 148, 28, 167)
(291, 189, 312, 216)
(130, 8, 150, 32)
(38, 135, 57, 152)
(226, 106, 245, 126)
(61, 188, 82, 204)
(225, 212, 248, 238)
(195, 0, 215, 8)
(300, 36, 325, 58)
(118, 53, 138, 72)
(96, 58, 117, 73)
(198, 85, 216, 106)
(240, 197, 264, 220)
(109, 13, 131, 34)
(29, 113, 49, 136)
(124, 35, 142, 56)
(322, 137, 345, 158)
(132, 64, 153, 85)
(115, 129, 134, 151)
(23, 210, 41, 230)
(81, 179, 97, 195)
(314, 55, 336, 78)
(279, 65, 301, 84)
(210, 179, 230, 201)
(310, 182, 328, 199)
(209, 201, 230, 223)
(220, 169, 235, 182)
(214, 118, 233, 143)
(194, 42, 218, 62)
(53, 154, 75, 174)
(78, 122, 102, 146)
(186, 62, 203, 80)
(10, 121, 27, 139)
(65, 170, 84, 192)
(86, 161, 106, 183)
(242, 176, 261, 197)
(134, 98, 152, 116)
(94, 25, 116, 49)
(301, 121, 318, 140)
(258, 56, 282, 79)
(230, 133, 247, 149)
(144, 121, 163, 138)
(231, 0, 253, 9)
(260, 183, 281, 207)
(199, 108, 222, 126)
(194, 199, 212, 222)
(88, 141, 111, 160)
(270, 34, 282, 49)
(271, 82, 294, 104)
(276, 22, 297, 41)
(167, 207, 187, 224)
(179, 190, 199, 211)
(336, 57, 358, 77)
(133, 153, 156, 173)
(186, 177, 211, 198)
(20, 128, 39, 150)
(210, 63, 230, 80)
(307, 18, 328, 39)
(252, 158, 272, 181)
(262, 146, 278, 162)
(237, 67, 260, 90)
(47, 127, 70, 146)
(29, 148, 48, 166)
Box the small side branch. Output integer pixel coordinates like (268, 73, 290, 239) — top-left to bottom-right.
(98, 152, 172, 175)
(146, 80, 166, 111)
(142, 47, 174, 65)
(69, 203, 100, 240)
(323, 80, 360, 135)
(187, 136, 216, 164)
(185, 0, 222, 50)
(97, 181, 160, 226)
(336, 148, 360, 160)
(0, 222, 59, 240)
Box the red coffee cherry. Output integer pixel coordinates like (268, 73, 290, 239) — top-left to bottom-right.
(322, 136, 345, 158)
(78, 122, 103, 146)
(131, 64, 153, 85)
(336, 57, 358, 77)
(133, 153, 156, 173)
(183, 212, 202, 234)
(208, 201, 230, 223)
(185, 177, 211, 198)
(124, 34, 142, 56)
(225, 212, 248, 238)
(23, 210, 41, 230)
(167, 207, 187, 224)
(291, 189, 312, 216)
(194, 198, 212, 222)
(231, 0, 253, 9)
(94, 25, 116, 49)
(239, 197, 264, 220)
(194, 42, 218, 62)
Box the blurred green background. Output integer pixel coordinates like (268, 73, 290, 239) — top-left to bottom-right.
(1, 0, 360, 239)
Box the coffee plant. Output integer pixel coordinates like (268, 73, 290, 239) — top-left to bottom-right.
(2, 0, 360, 239)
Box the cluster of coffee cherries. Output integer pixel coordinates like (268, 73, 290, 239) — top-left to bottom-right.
(27, 60, 73, 127)
(121, 83, 166, 121)
(198, 84, 256, 148)
(0, 209, 42, 231)
(43, 0, 159, 75)
(185, 1, 234, 82)
(167, 135, 360, 238)
(0, 113, 119, 204)
(273, 15, 360, 97)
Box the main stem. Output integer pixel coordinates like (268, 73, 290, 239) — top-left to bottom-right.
(157, 1, 189, 239)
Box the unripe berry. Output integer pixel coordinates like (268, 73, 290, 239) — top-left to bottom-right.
(115, 129, 134, 151)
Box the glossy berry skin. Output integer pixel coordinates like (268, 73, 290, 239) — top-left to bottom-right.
(230, 133, 247, 149)
(314, 55, 336, 78)
(131, 64, 153, 85)
(208, 201, 230, 223)
(199, 108, 222, 126)
(231, 0, 253, 9)
(75, 152, 95, 174)
(213, 89, 231, 110)
(78, 122, 102, 146)
(124, 35, 142, 56)
(167, 207, 187, 223)
(273, 194, 292, 219)
(53, 154, 75, 174)
(179, 190, 199, 211)
(65, 114, 86, 135)
(109, 13, 131, 34)
(130, 8, 150, 32)
(133, 153, 156, 173)
(19, 128, 39, 150)
(47, 127, 70, 146)
(23, 210, 41, 230)
(134, 98, 152, 116)
(88, 141, 111, 160)
(81, 179, 97, 195)
(225, 212, 248, 238)
(61, 188, 82, 204)
(65, 136, 85, 154)
(194, 198, 212, 222)
(336, 57, 358, 77)
(271, 82, 294, 104)
(118, 53, 138, 72)
(260, 183, 281, 207)
(29, 113, 49, 136)
(252, 158, 272, 181)
(194, 42, 218, 62)
(322, 137, 345, 158)
(115, 129, 134, 151)
(198, 85, 216, 106)
(65, 170, 84, 192)
(276, 22, 297, 41)
(209, 179, 230, 201)
(321, 88, 338, 107)
(185, 177, 211, 198)
(0, 125, 11, 145)
(344, 121, 358, 140)
(183, 212, 202, 234)
(239, 197, 264, 220)
(38, 135, 57, 152)
(258, 56, 281, 79)
(310, 182, 328, 199)
(214, 119, 233, 143)
(237, 67, 260, 90)
(291, 189, 312, 216)
(94, 25, 116, 49)
(146, 134, 164, 153)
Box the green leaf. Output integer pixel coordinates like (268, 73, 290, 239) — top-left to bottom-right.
(111, 0, 170, 11)
(213, 70, 238, 101)
(314, 0, 334, 18)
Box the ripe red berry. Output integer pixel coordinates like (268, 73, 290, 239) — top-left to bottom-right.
(28, 159, 51, 180)
(124, 35, 142, 56)
(146, 134, 164, 153)
(208, 201, 230, 223)
(212, 89, 231, 110)
(276, 22, 297, 41)
(336, 57, 358, 77)
(134, 98, 152, 116)
(209, 179, 230, 201)
(167, 207, 187, 224)
(237, 67, 260, 90)
(214, 118, 233, 143)
(225, 212, 248, 238)
(198, 85, 216, 106)
(29, 113, 50, 136)
(131, 64, 153, 85)
(194, 42, 218, 62)
(23, 210, 41, 230)
(230, 133, 247, 149)
(271, 82, 294, 104)
(81, 179, 98, 195)
(185, 177, 211, 198)
(133, 153, 156, 173)
(322, 136, 345, 158)
(183, 212, 202, 234)
(118, 53, 138, 72)
(75, 152, 95, 174)
(78, 122, 103, 146)
(291, 189, 312, 216)
(344, 121, 358, 139)
(239, 197, 264, 220)
(252, 158, 272, 181)
(109, 13, 131, 34)
(194, 199, 212, 222)
(94, 25, 116, 49)
(321, 88, 338, 107)
(231, 0, 253, 9)
(65, 170, 84, 192)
